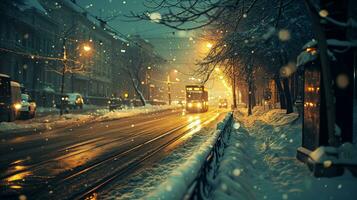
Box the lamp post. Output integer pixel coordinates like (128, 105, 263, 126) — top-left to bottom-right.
(59, 36, 92, 115)
(60, 38, 68, 116)
(146, 66, 151, 101)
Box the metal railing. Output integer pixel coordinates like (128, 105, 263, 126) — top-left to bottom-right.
(184, 112, 233, 200)
(145, 112, 233, 200)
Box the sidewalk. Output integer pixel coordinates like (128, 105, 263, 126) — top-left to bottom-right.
(212, 107, 357, 200)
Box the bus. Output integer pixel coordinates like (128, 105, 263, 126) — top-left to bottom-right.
(0, 74, 22, 122)
(186, 85, 208, 113)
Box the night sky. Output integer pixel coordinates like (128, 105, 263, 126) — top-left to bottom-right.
(77, 0, 201, 64)
(76, 0, 228, 99)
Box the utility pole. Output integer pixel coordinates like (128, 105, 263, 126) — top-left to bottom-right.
(146, 68, 151, 101)
(60, 38, 67, 116)
(167, 75, 171, 105)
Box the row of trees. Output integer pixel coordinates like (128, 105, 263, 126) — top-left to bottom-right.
(134, 0, 357, 146)
(133, 0, 313, 115)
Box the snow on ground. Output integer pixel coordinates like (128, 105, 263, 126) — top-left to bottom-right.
(96, 105, 177, 121)
(212, 107, 357, 200)
(100, 127, 215, 200)
(0, 105, 176, 133)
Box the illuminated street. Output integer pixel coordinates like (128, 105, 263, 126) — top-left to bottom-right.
(0, 107, 227, 199)
(1, 0, 357, 200)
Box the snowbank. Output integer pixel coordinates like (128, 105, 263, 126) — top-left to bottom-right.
(96, 105, 176, 121)
(0, 105, 176, 133)
(102, 126, 214, 200)
(212, 107, 357, 200)
(236, 106, 299, 127)
(144, 113, 233, 200)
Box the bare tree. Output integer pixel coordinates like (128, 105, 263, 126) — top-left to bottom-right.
(132, 0, 312, 114)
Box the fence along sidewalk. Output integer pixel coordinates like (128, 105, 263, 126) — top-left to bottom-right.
(145, 112, 233, 200)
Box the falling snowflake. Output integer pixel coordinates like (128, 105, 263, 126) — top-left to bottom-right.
(278, 29, 291, 41)
(233, 122, 240, 130)
(233, 168, 241, 176)
(148, 12, 162, 23)
(319, 9, 329, 18)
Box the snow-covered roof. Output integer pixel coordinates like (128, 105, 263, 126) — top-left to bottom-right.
(17, 0, 47, 14)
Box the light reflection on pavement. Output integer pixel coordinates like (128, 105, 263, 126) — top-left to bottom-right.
(0, 107, 228, 198)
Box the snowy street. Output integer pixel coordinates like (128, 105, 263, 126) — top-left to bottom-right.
(0, 106, 227, 199)
(1, 0, 356, 199)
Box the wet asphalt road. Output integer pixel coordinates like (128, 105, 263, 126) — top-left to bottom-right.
(0, 107, 227, 199)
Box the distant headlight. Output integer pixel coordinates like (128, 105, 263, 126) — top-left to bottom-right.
(14, 103, 22, 110)
(188, 103, 193, 108)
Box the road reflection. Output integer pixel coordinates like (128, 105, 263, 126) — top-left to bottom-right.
(0, 108, 226, 195)
(4, 170, 32, 189)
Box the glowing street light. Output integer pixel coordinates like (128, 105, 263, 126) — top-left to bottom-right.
(83, 44, 92, 52)
(206, 42, 213, 49)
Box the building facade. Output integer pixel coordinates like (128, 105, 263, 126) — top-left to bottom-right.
(0, 0, 164, 106)
(0, 2, 61, 106)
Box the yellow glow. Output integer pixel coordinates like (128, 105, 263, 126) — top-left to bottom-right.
(10, 185, 22, 189)
(124, 93, 129, 98)
(83, 45, 92, 52)
(6, 171, 32, 182)
(14, 165, 27, 171)
(14, 103, 22, 110)
(306, 47, 317, 55)
(188, 103, 193, 108)
(206, 42, 213, 49)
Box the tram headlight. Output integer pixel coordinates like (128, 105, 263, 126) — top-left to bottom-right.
(188, 103, 193, 108)
(196, 102, 202, 108)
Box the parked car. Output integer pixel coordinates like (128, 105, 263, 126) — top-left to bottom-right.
(218, 99, 228, 108)
(20, 94, 36, 119)
(0, 74, 22, 122)
(108, 97, 122, 111)
(67, 93, 84, 109)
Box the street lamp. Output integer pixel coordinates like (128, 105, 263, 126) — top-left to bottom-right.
(206, 42, 213, 49)
(83, 44, 92, 52)
(60, 39, 93, 115)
